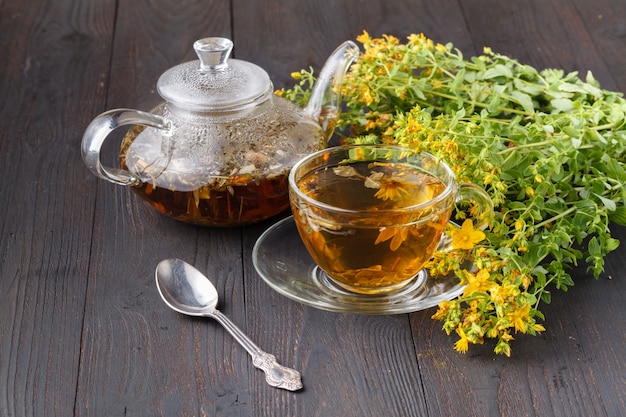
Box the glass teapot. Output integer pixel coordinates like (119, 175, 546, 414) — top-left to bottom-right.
(82, 37, 359, 226)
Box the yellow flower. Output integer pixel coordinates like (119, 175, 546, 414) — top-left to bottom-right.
(356, 30, 372, 46)
(435, 43, 448, 53)
(500, 331, 514, 342)
(373, 178, 410, 202)
(361, 87, 374, 106)
(521, 274, 533, 289)
(406, 114, 422, 134)
(375, 226, 408, 251)
(431, 300, 450, 320)
(489, 283, 519, 306)
(383, 34, 400, 45)
(454, 327, 469, 353)
(462, 268, 496, 297)
(290, 71, 302, 80)
(407, 33, 427, 46)
(450, 219, 486, 250)
(442, 140, 459, 155)
(507, 303, 531, 333)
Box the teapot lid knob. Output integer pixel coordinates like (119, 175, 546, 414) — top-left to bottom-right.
(194, 38, 232, 71)
(156, 37, 272, 112)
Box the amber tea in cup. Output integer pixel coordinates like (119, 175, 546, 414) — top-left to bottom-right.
(289, 145, 493, 295)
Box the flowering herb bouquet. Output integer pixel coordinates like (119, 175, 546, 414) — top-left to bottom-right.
(278, 32, 626, 355)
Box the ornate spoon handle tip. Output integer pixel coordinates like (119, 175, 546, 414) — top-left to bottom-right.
(253, 353, 303, 391)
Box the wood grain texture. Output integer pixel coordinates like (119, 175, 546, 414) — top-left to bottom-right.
(1, 0, 625, 416)
(71, 1, 241, 416)
(0, 0, 116, 416)
(242, 220, 430, 416)
(458, 0, 617, 89)
(409, 242, 626, 417)
(570, 0, 626, 92)
(232, 0, 471, 89)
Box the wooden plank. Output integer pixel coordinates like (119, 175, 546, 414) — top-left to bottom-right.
(570, 0, 626, 92)
(410, 234, 626, 416)
(0, 0, 117, 416)
(241, 221, 430, 416)
(72, 1, 242, 416)
(458, 0, 617, 89)
(104, 0, 232, 110)
(232, 0, 473, 90)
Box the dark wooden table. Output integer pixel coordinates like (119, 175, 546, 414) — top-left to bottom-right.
(2, 0, 625, 416)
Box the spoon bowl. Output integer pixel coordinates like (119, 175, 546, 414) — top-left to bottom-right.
(155, 258, 303, 391)
(156, 259, 218, 315)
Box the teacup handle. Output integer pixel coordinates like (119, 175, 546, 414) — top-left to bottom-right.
(455, 183, 494, 231)
(81, 108, 171, 186)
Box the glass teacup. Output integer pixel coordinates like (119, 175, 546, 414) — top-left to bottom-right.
(289, 145, 493, 295)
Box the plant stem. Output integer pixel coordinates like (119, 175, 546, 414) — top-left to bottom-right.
(534, 206, 577, 229)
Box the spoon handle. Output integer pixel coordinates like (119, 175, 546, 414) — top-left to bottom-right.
(211, 309, 303, 391)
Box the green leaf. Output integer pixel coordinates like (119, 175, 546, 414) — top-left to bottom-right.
(550, 98, 575, 112)
(563, 126, 580, 138)
(514, 78, 543, 95)
(527, 243, 549, 266)
(540, 290, 552, 304)
(558, 82, 590, 95)
(510, 91, 535, 114)
(594, 193, 617, 211)
(604, 237, 620, 252)
(483, 64, 513, 80)
(487, 95, 501, 114)
(587, 236, 602, 257)
(556, 273, 574, 290)
(599, 155, 626, 181)
(609, 207, 626, 225)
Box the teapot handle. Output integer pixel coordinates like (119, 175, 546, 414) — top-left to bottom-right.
(81, 109, 171, 186)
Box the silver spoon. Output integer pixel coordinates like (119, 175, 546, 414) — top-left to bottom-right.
(155, 258, 303, 391)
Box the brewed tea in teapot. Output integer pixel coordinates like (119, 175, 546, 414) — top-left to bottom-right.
(82, 37, 359, 226)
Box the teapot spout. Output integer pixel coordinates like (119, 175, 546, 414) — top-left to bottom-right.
(305, 41, 359, 141)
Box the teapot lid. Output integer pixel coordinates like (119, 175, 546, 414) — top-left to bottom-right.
(156, 37, 272, 111)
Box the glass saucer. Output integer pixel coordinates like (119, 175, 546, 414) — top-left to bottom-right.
(252, 216, 465, 315)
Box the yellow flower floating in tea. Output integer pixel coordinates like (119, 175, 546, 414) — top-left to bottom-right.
(374, 226, 409, 251)
(369, 171, 439, 205)
(368, 172, 410, 202)
(333, 162, 444, 252)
